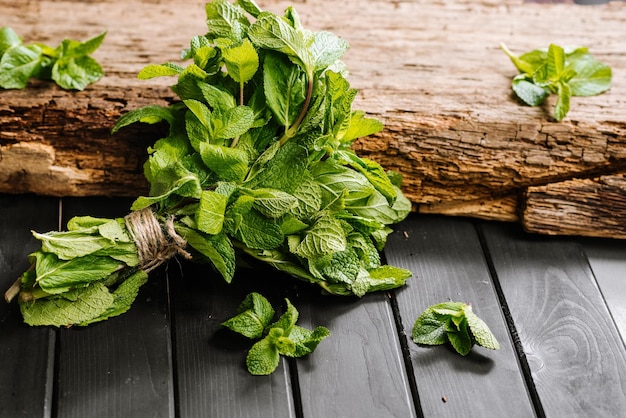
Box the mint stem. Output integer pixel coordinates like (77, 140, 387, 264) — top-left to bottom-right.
(278, 70, 313, 146)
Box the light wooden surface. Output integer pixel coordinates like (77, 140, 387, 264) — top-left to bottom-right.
(1, 0, 625, 238)
(1, 194, 625, 418)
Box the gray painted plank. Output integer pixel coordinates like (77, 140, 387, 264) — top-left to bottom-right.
(170, 261, 296, 418)
(384, 215, 535, 418)
(480, 222, 626, 417)
(294, 290, 416, 418)
(55, 197, 175, 418)
(582, 238, 626, 342)
(0, 195, 59, 418)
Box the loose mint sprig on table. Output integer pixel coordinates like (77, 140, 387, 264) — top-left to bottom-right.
(4, 0, 412, 328)
(500, 42, 612, 121)
(222, 292, 330, 375)
(412, 302, 500, 356)
(0, 26, 106, 90)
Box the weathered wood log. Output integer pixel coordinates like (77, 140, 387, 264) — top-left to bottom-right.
(1, 0, 625, 238)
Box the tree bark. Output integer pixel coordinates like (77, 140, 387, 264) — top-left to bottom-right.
(1, 0, 625, 238)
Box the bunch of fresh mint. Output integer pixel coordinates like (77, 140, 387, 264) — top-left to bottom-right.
(6, 0, 412, 327)
(0, 26, 106, 90)
(501, 43, 612, 121)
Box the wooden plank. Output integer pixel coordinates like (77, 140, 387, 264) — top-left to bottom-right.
(170, 261, 297, 418)
(522, 173, 626, 239)
(54, 197, 176, 418)
(293, 290, 416, 418)
(384, 215, 536, 417)
(2, 0, 626, 238)
(479, 221, 626, 416)
(0, 194, 59, 418)
(582, 238, 626, 342)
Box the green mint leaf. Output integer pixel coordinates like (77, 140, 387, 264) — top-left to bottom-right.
(205, 0, 250, 42)
(235, 0, 262, 18)
(176, 226, 235, 283)
(567, 54, 612, 97)
(222, 292, 275, 339)
(511, 75, 550, 106)
(554, 81, 571, 121)
(246, 335, 280, 375)
(340, 110, 384, 144)
(248, 10, 312, 71)
(222, 38, 259, 84)
(0, 44, 43, 89)
(20, 282, 115, 327)
(196, 190, 228, 234)
(447, 319, 473, 356)
(197, 82, 237, 114)
(500, 42, 540, 75)
(138, 63, 184, 79)
(241, 187, 298, 218)
(31, 251, 124, 294)
(199, 142, 249, 182)
(262, 52, 307, 129)
(70, 31, 107, 56)
(79, 270, 149, 325)
(111, 105, 176, 133)
(309, 30, 348, 71)
(464, 304, 500, 350)
(269, 298, 298, 336)
(412, 308, 448, 346)
(212, 105, 255, 140)
(287, 325, 330, 357)
(234, 208, 284, 250)
(292, 214, 346, 260)
(0, 27, 23, 56)
(545, 43, 565, 81)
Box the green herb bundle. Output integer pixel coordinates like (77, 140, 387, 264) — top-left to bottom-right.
(5, 0, 412, 327)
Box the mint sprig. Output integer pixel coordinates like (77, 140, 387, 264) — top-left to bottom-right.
(412, 302, 500, 356)
(0, 26, 106, 90)
(223, 292, 330, 375)
(501, 43, 612, 121)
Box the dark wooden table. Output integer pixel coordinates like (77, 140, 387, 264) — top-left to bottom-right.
(1, 194, 625, 418)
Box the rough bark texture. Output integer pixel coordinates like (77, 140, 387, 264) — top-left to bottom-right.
(1, 0, 625, 238)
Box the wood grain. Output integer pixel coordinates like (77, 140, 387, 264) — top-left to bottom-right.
(293, 290, 416, 418)
(384, 215, 535, 417)
(480, 221, 626, 416)
(54, 197, 176, 418)
(0, 195, 59, 418)
(582, 238, 626, 342)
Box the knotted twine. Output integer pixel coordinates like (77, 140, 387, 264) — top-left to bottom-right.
(124, 208, 192, 273)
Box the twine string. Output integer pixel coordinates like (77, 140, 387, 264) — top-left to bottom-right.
(124, 208, 192, 273)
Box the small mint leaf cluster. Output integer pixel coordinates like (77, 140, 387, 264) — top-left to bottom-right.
(222, 292, 330, 375)
(0, 26, 106, 90)
(501, 43, 612, 121)
(412, 301, 499, 356)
